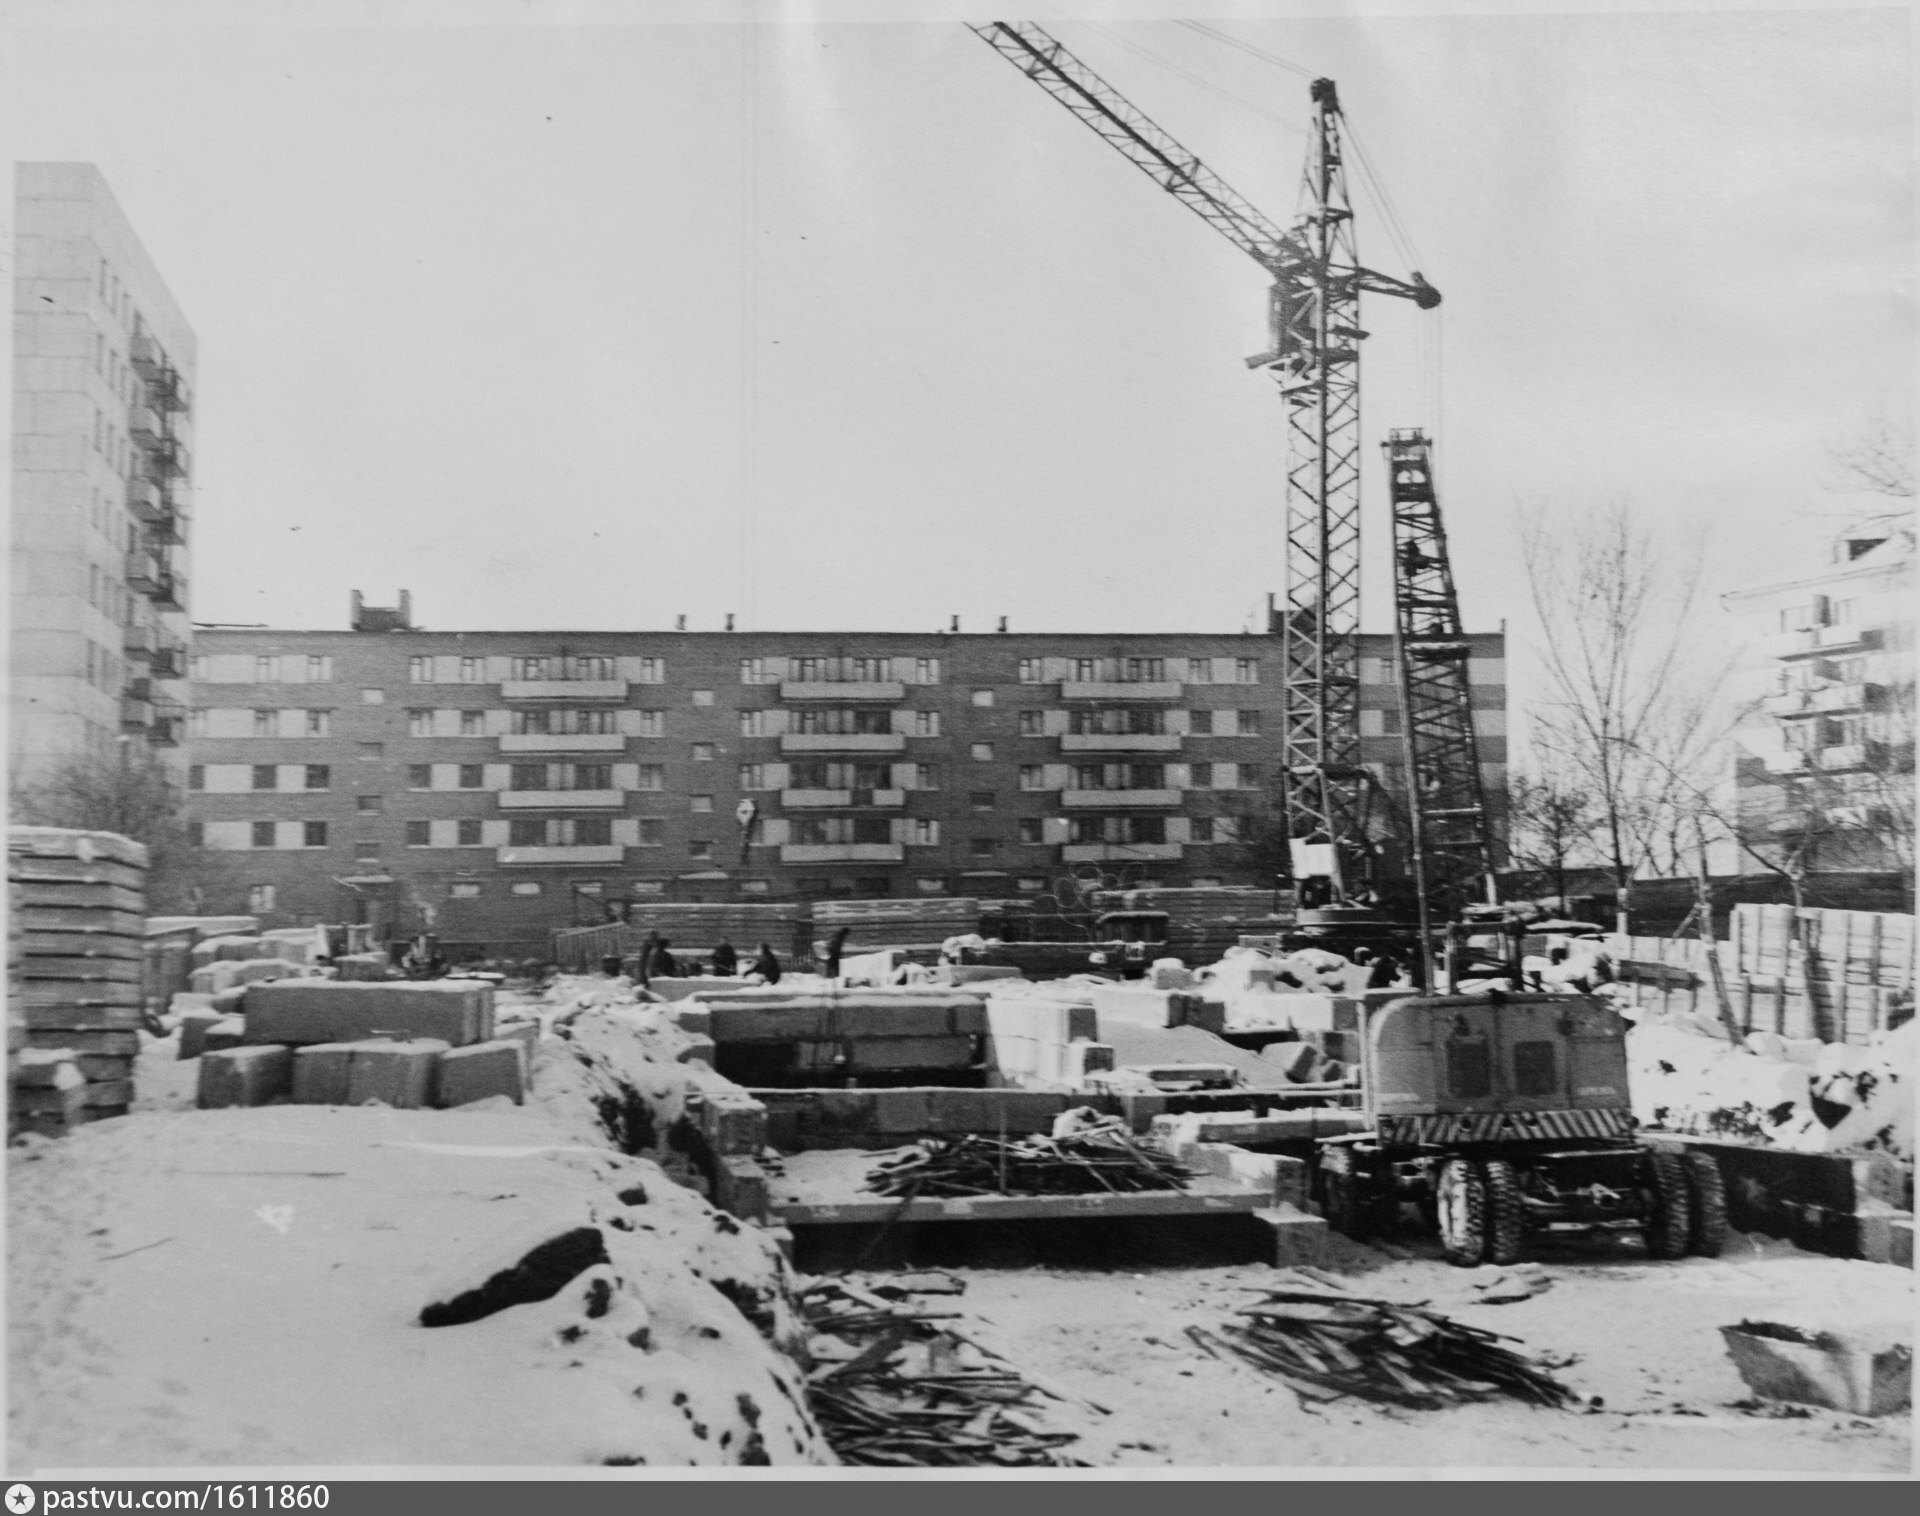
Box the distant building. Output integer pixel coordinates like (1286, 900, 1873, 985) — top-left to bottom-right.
(180, 598, 1506, 947)
(1721, 525, 1916, 878)
(9, 164, 195, 780)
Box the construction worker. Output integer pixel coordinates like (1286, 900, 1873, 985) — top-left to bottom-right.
(751, 942, 782, 985)
(710, 938, 739, 978)
(652, 937, 679, 978)
(823, 926, 851, 980)
(636, 931, 662, 988)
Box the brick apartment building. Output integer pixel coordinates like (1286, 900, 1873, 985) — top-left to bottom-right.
(182, 597, 1506, 947)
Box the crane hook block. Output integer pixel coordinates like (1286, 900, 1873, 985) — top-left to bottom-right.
(1409, 273, 1442, 310)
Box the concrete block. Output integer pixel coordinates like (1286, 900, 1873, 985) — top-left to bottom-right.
(1255, 1203, 1331, 1268)
(1854, 1203, 1914, 1268)
(1090, 985, 1179, 1031)
(846, 1035, 976, 1071)
(947, 964, 1024, 985)
(243, 980, 493, 1048)
(435, 1040, 525, 1107)
(1148, 961, 1194, 990)
(676, 1033, 716, 1066)
(802, 1090, 879, 1143)
(1263, 1040, 1325, 1083)
(708, 1005, 828, 1043)
(926, 1088, 1071, 1134)
(698, 1091, 769, 1156)
(833, 1003, 957, 1039)
(12, 1082, 87, 1130)
(1127, 1062, 1239, 1088)
(209, 987, 249, 1016)
(669, 1005, 713, 1036)
(190, 934, 261, 967)
(714, 1156, 771, 1223)
(1721, 1323, 1912, 1416)
(189, 957, 306, 995)
(874, 1087, 933, 1135)
(346, 1039, 448, 1108)
(11, 1049, 83, 1089)
(168, 991, 217, 1018)
(1118, 1092, 1169, 1131)
(334, 953, 393, 981)
(494, 1019, 540, 1075)
(203, 1017, 247, 1054)
(197, 1045, 293, 1109)
(177, 1009, 224, 1060)
(1054, 1041, 1115, 1083)
(1170, 995, 1227, 1035)
(986, 998, 1098, 1046)
(292, 1042, 356, 1104)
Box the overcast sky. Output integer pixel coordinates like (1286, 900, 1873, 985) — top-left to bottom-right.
(6, 2, 1911, 680)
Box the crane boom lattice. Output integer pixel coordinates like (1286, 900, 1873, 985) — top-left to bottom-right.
(1385, 427, 1495, 930)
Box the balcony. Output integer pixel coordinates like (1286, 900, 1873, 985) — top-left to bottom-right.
(125, 550, 164, 595)
(1807, 682, 1873, 713)
(780, 681, 905, 701)
(779, 843, 905, 864)
(120, 697, 153, 731)
(1814, 624, 1868, 653)
(1816, 744, 1869, 772)
(149, 645, 188, 680)
(1761, 750, 1810, 775)
(129, 333, 167, 381)
(1060, 681, 1182, 701)
(780, 733, 905, 753)
(1059, 732, 1181, 752)
(129, 405, 164, 442)
(1763, 626, 1869, 659)
(500, 680, 627, 700)
(149, 509, 186, 546)
(125, 478, 168, 526)
(781, 788, 907, 809)
(123, 621, 158, 660)
(496, 789, 625, 809)
(124, 675, 152, 703)
(495, 844, 625, 865)
(1062, 842, 1183, 863)
(149, 706, 185, 747)
(1762, 690, 1811, 717)
(1060, 789, 1181, 808)
(498, 732, 624, 752)
(152, 570, 187, 612)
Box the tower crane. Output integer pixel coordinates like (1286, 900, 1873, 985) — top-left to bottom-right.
(969, 21, 1440, 902)
(1384, 428, 1497, 964)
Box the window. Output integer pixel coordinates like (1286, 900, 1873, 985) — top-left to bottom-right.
(1019, 766, 1045, 791)
(247, 885, 276, 914)
(739, 657, 767, 684)
(740, 710, 774, 737)
(510, 763, 547, 791)
(909, 819, 940, 845)
(253, 710, 277, 737)
(459, 657, 485, 683)
(508, 819, 544, 846)
(255, 655, 276, 683)
(408, 709, 433, 738)
(571, 655, 616, 681)
(1018, 819, 1044, 844)
(739, 764, 768, 790)
(252, 764, 277, 791)
(970, 790, 996, 810)
(405, 821, 430, 847)
(1190, 762, 1212, 788)
(572, 764, 613, 791)
(509, 656, 549, 681)
(971, 689, 995, 707)
(458, 819, 483, 846)
(305, 765, 331, 791)
(970, 838, 997, 857)
(304, 821, 328, 848)
(1186, 657, 1214, 684)
(634, 658, 664, 684)
(691, 743, 714, 762)
(408, 764, 432, 789)
(358, 743, 383, 761)
(688, 840, 714, 860)
(361, 688, 385, 705)
(913, 658, 940, 684)
(305, 710, 329, 738)
(511, 881, 543, 897)
(970, 743, 993, 761)
(188, 765, 205, 790)
(573, 881, 603, 897)
(1234, 657, 1260, 684)
(459, 711, 485, 736)
(1018, 710, 1045, 737)
(1190, 816, 1215, 844)
(914, 765, 939, 791)
(1214, 816, 1240, 843)
(458, 764, 484, 788)
(636, 711, 665, 737)
(1018, 659, 1044, 684)
(358, 795, 383, 814)
(692, 689, 714, 707)
(635, 764, 665, 791)
(574, 817, 614, 847)
(409, 656, 432, 683)
(251, 821, 276, 849)
(1234, 764, 1259, 790)
(1187, 709, 1213, 736)
(636, 819, 665, 846)
(307, 656, 333, 682)
(690, 795, 714, 814)
(1124, 657, 1165, 683)
(450, 882, 481, 898)
(1237, 709, 1261, 736)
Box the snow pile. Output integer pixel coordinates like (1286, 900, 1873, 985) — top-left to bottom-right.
(1629, 1012, 1913, 1162)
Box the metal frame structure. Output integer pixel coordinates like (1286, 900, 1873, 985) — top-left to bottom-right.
(969, 22, 1439, 900)
(1384, 428, 1495, 954)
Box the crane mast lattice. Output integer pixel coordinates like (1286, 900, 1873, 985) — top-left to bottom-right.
(1385, 427, 1496, 944)
(969, 22, 1439, 901)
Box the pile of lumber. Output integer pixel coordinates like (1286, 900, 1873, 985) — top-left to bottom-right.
(867, 1119, 1190, 1199)
(1191, 1273, 1577, 1411)
(798, 1278, 1085, 1467)
(813, 897, 981, 951)
(9, 827, 148, 1130)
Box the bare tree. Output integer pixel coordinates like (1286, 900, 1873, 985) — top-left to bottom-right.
(1827, 412, 1915, 503)
(1504, 760, 1599, 909)
(9, 745, 219, 912)
(1519, 501, 1727, 932)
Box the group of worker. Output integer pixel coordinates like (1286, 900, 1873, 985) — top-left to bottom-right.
(605, 924, 856, 988)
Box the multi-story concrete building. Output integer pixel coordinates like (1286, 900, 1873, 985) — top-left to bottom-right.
(1721, 525, 1915, 877)
(181, 597, 1506, 946)
(10, 164, 196, 780)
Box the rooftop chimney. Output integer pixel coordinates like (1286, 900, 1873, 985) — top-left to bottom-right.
(351, 590, 415, 632)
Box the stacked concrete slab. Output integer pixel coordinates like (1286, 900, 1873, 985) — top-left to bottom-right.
(690, 988, 989, 1079)
(9, 826, 149, 1122)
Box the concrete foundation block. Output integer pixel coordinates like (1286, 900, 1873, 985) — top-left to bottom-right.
(334, 953, 393, 981)
(1127, 1062, 1239, 1088)
(197, 1045, 293, 1109)
(243, 980, 493, 1048)
(676, 1033, 717, 1066)
(209, 987, 249, 1017)
(292, 1043, 356, 1105)
(948, 964, 1024, 985)
(494, 1019, 540, 1075)
(1054, 1041, 1116, 1083)
(1170, 996, 1227, 1035)
(669, 1005, 713, 1036)
(846, 1035, 977, 1071)
(202, 1017, 247, 1055)
(833, 1003, 955, 1039)
(346, 1039, 448, 1108)
(1090, 985, 1179, 1031)
(435, 1040, 526, 1107)
(698, 1091, 770, 1156)
(11, 1049, 83, 1089)
(714, 1155, 771, 1223)
(177, 1010, 224, 1060)
(708, 1005, 828, 1043)
(1854, 1203, 1914, 1268)
(874, 1087, 933, 1135)
(1256, 1203, 1331, 1268)
(1263, 1041, 1324, 1083)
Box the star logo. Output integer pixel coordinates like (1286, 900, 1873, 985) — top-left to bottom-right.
(7, 1484, 36, 1514)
